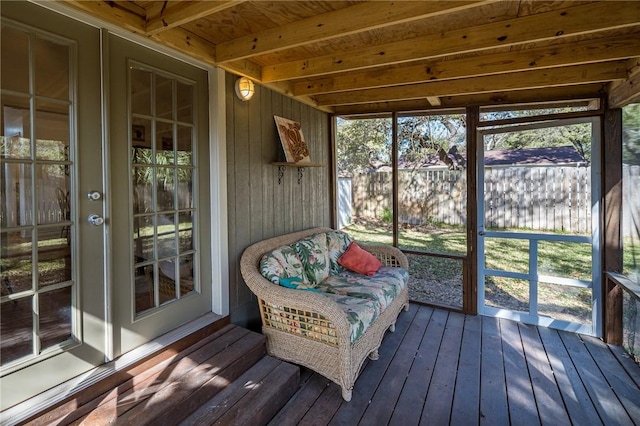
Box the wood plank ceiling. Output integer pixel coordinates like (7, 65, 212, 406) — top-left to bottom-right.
(64, 0, 640, 114)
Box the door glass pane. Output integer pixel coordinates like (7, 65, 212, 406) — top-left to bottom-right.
(39, 286, 72, 350)
(159, 259, 176, 304)
(484, 237, 529, 273)
(134, 264, 154, 313)
(538, 282, 591, 325)
(130, 64, 198, 315)
(1, 96, 31, 159)
(176, 125, 193, 165)
(156, 121, 174, 164)
(131, 118, 152, 163)
(36, 163, 69, 225)
(1, 27, 29, 93)
(157, 213, 177, 258)
(37, 227, 71, 287)
(1, 231, 33, 294)
(131, 68, 152, 115)
(179, 254, 194, 295)
(133, 166, 153, 214)
(35, 37, 69, 101)
(133, 215, 155, 263)
(35, 101, 69, 161)
(1, 296, 33, 365)
(155, 74, 173, 120)
(176, 82, 193, 123)
(538, 241, 591, 281)
(483, 124, 591, 232)
(1, 163, 33, 227)
(485, 277, 529, 312)
(335, 116, 393, 245)
(178, 211, 193, 253)
(177, 169, 192, 209)
(157, 167, 175, 211)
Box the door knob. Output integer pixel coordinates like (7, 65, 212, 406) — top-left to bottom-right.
(87, 190, 102, 201)
(88, 214, 104, 226)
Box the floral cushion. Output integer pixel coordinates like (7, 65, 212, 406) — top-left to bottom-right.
(259, 245, 308, 285)
(292, 233, 331, 284)
(326, 230, 353, 274)
(322, 293, 380, 344)
(317, 266, 408, 313)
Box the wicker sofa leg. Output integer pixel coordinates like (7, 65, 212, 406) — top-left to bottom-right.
(342, 387, 353, 402)
(388, 322, 396, 333)
(368, 349, 379, 360)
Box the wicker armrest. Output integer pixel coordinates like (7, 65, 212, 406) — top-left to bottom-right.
(358, 243, 409, 269)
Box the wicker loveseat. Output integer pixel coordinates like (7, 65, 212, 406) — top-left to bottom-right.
(240, 227, 410, 401)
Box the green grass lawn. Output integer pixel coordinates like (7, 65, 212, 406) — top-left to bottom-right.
(342, 218, 638, 324)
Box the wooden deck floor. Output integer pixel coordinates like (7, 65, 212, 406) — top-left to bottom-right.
(20, 304, 640, 425)
(271, 304, 640, 426)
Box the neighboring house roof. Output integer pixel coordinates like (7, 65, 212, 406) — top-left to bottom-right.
(393, 145, 586, 170)
(484, 145, 586, 166)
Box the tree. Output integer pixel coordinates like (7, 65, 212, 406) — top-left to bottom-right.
(336, 114, 467, 174)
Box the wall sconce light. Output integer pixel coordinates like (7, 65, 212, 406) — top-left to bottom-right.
(235, 77, 255, 101)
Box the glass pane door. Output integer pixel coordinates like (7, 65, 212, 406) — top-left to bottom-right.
(1, 1, 105, 411)
(109, 34, 212, 357)
(477, 117, 601, 336)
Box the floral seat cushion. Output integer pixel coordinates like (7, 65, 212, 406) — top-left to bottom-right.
(259, 245, 308, 285)
(292, 233, 331, 284)
(326, 230, 353, 274)
(317, 266, 408, 312)
(322, 293, 380, 344)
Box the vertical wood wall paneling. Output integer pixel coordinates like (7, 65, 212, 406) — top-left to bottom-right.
(226, 74, 238, 314)
(261, 87, 276, 240)
(226, 75, 331, 328)
(271, 92, 285, 238)
(232, 75, 253, 315)
(466, 106, 479, 315)
(603, 108, 623, 344)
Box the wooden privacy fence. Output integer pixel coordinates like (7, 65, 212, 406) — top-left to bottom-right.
(345, 164, 637, 234)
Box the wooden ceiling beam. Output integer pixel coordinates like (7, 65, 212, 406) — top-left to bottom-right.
(215, 0, 494, 63)
(62, 0, 145, 33)
(264, 1, 640, 83)
(315, 61, 628, 106)
(145, 1, 244, 35)
(608, 59, 640, 108)
(332, 84, 606, 115)
(294, 34, 640, 96)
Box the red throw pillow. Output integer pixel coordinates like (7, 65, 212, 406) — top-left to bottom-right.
(338, 242, 382, 276)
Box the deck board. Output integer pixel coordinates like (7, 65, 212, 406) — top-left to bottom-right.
(388, 306, 443, 426)
(479, 316, 509, 425)
(449, 314, 481, 426)
(284, 305, 640, 425)
(518, 323, 571, 426)
(420, 311, 464, 425)
(24, 305, 640, 426)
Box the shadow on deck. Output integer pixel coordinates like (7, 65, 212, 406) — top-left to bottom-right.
(15, 304, 640, 425)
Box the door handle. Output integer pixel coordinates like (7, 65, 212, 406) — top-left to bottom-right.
(479, 230, 485, 236)
(88, 214, 104, 226)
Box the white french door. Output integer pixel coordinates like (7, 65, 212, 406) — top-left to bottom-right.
(1, 2, 106, 410)
(1, 2, 213, 412)
(108, 34, 212, 357)
(477, 117, 602, 336)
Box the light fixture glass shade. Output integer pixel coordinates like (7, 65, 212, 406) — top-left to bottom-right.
(235, 77, 255, 101)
